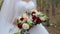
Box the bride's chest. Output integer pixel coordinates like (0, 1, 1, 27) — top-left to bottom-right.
(17, 1, 33, 8)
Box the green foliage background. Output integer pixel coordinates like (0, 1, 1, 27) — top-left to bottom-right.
(0, 0, 3, 10)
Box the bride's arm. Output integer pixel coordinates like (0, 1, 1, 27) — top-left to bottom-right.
(13, 18, 17, 25)
(12, 2, 19, 25)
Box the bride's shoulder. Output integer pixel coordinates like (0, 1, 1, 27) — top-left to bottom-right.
(29, 1, 34, 4)
(28, 1, 35, 7)
(29, 1, 33, 3)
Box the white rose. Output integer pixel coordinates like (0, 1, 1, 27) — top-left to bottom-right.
(22, 23, 29, 30)
(40, 17, 46, 21)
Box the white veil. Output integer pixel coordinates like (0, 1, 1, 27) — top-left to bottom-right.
(0, 0, 18, 23)
(0, 0, 19, 33)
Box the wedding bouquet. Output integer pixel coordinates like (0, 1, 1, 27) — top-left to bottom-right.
(14, 10, 49, 34)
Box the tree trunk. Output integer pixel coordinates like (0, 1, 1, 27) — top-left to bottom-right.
(46, 0, 50, 16)
(52, 0, 56, 16)
(41, 0, 44, 11)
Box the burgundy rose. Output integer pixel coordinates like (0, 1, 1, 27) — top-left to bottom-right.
(20, 17, 24, 21)
(32, 15, 37, 20)
(36, 17, 41, 24)
(17, 23, 22, 29)
(32, 11, 36, 15)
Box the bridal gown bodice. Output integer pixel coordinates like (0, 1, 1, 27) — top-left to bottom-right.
(14, 1, 36, 18)
(0, 0, 49, 34)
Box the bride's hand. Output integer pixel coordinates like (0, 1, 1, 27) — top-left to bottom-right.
(13, 19, 17, 25)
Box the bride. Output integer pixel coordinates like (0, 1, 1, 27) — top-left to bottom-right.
(0, 0, 49, 34)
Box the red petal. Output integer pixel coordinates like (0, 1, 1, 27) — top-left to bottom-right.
(36, 17, 41, 24)
(18, 23, 22, 29)
(20, 17, 24, 21)
(32, 15, 37, 20)
(32, 12, 36, 15)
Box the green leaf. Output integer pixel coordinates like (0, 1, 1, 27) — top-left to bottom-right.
(17, 19, 21, 24)
(14, 29, 21, 34)
(27, 20, 33, 26)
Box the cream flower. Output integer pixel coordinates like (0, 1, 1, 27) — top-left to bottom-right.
(40, 17, 46, 21)
(22, 23, 29, 30)
(23, 13, 28, 20)
(23, 13, 27, 17)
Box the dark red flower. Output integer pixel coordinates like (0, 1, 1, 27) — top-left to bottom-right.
(32, 15, 37, 20)
(20, 17, 24, 21)
(17, 23, 22, 29)
(32, 11, 36, 15)
(36, 17, 41, 24)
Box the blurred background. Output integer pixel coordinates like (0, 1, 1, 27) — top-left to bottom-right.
(0, 0, 60, 34)
(37, 0, 60, 34)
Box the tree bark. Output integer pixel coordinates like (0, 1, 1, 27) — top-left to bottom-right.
(52, 0, 56, 16)
(46, 0, 50, 16)
(41, 0, 44, 11)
